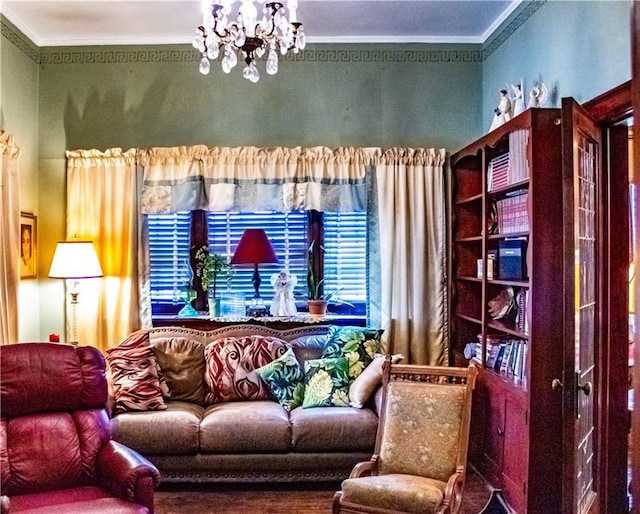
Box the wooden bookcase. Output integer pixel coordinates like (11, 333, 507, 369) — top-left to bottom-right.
(450, 109, 564, 513)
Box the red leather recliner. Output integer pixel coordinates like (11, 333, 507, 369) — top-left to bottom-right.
(0, 343, 161, 513)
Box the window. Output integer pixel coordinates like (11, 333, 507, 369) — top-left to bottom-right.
(148, 210, 367, 316)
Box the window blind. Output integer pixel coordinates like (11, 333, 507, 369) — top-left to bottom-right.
(148, 212, 191, 307)
(207, 211, 308, 300)
(323, 211, 367, 303)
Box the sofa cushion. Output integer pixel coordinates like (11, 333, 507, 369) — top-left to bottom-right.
(322, 326, 383, 381)
(302, 357, 350, 408)
(110, 401, 203, 455)
(199, 401, 291, 453)
(152, 336, 206, 405)
(290, 405, 378, 452)
(255, 347, 306, 412)
(106, 331, 169, 414)
(204, 335, 288, 404)
(287, 334, 328, 364)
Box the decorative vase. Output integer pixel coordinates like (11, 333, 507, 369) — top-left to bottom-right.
(208, 296, 221, 320)
(308, 299, 328, 316)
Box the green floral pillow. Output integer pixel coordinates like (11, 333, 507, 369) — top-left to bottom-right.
(322, 326, 383, 381)
(302, 357, 351, 408)
(255, 347, 305, 412)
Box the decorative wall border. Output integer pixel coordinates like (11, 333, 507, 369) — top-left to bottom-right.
(0, 15, 40, 64)
(482, 0, 546, 59)
(38, 47, 483, 66)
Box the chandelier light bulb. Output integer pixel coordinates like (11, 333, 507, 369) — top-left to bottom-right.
(193, 0, 305, 82)
(199, 56, 211, 75)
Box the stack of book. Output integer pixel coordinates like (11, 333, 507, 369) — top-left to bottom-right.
(496, 190, 529, 234)
(508, 129, 530, 182)
(475, 334, 528, 382)
(487, 129, 530, 192)
(487, 153, 510, 191)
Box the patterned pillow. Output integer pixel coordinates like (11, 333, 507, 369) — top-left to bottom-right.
(322, 326, 384, 381)
(106, 330, 169, 414)
(302, 357, 350, 408)
(255, 347, 305, 411)
(204, 335, 288, 404)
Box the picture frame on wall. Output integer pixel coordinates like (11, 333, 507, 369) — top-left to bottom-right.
(20, 212, 37, 279)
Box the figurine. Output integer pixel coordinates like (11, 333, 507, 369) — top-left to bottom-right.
(510, 81, 526, 117)
(270, 270, 298, 316)
(528, 82, 548, 108)
(489, 89, 513, 132)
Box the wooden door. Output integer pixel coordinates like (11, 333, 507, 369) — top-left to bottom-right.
(561, 97, 602, 514)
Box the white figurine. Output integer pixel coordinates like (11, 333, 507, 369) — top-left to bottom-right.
(489, 89, 513, 132)
(528, 82, 548, 108)
(269, 270, 298, 316)
(510, 81, 526, 117)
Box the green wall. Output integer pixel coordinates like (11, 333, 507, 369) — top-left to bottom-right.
(37, 43, 482, 156)
(482, 0, 631, 131)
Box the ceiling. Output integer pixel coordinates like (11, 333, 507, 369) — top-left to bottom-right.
(1, 0, 520, 47)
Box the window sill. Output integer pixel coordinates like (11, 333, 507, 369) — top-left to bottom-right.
(151, 314, 367, 331)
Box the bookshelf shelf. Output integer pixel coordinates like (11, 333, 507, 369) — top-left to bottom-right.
(450, 108, 564, 513)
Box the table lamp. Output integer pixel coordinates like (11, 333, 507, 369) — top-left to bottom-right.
(48, 240, 103, 345)
(231, 229, 278, 317)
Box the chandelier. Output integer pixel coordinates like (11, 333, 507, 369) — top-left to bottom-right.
(193, 0, 306, 82)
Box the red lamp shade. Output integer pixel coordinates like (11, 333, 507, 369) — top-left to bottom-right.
(231, 229, 278, 265)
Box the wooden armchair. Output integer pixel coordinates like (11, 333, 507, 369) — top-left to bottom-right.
(333, 362, 478, 514)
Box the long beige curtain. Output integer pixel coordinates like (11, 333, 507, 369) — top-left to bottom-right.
(66, 148, 139, 352)
(0, 132, 21, 344)
(372, 148, 447, 365)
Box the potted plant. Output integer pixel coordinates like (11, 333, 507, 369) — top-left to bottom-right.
(194, 246, 232, 318)
(298, 240, 353, 316)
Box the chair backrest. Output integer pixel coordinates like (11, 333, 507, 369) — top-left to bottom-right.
(376, 363, 478, 482)
(0, 343, 110, 495)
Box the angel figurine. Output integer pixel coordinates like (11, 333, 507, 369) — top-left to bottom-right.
(489, 89, 513, 132)
(528, 82, 548, 108)
(269, 270, 298, 316)
(510, 81, 526, 117)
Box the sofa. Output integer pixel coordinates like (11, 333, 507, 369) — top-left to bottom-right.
(107, 323, 393, 484)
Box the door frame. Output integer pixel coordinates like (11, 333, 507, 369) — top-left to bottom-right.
(583, 81, 631, 513)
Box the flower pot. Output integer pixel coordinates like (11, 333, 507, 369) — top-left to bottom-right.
(208, 297, 221, 319)
(308, 299, 328, 316)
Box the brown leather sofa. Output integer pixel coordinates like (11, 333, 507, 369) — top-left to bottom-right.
(0, 342, 161, 513)
(109, 324, 381, 483)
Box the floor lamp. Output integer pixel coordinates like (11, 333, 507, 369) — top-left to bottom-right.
(48, 240, 103, 345)
(231, 229, 278, 317)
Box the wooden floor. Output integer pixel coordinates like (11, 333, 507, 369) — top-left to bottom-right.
(154, 468, 493, 514)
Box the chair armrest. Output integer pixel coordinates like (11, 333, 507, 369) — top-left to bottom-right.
(97, 440, 161, 512)
(442, 471, 465, 514)
(349, 457, 379, 478)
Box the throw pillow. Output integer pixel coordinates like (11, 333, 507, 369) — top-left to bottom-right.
(255, 347, 305, 411)
(204, 335, 288, 404)
(349, 353, 404, 408)
(106, 330, 168, 414)
(302, 357, 350, 408)
(322, 326, 384, 381)
(152, 337, 207, 405)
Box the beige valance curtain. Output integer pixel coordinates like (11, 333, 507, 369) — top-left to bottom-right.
(138, 145, 368, 213)
(66, 148, 140, 352)
(0, 132, 21, 344)
(369, 148, 447, 365)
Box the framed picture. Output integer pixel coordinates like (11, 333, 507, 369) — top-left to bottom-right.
(20, 212, 37, 279)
